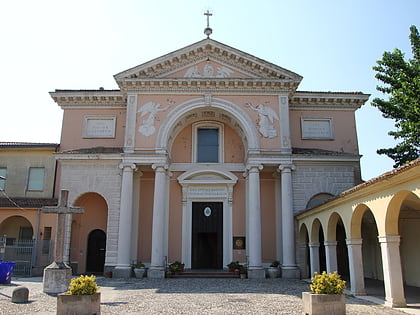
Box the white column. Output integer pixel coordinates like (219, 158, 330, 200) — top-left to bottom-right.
(278, 95, 292, 154)
(309, 242, 320, 276)
(346, 238, 366, 296)
(274, 172, 283, 263)
(378, 235, 406, 307)
(325, 241, 338, 273)
(114, 163, 136, 278)
(130, 170, 142, 263)
(149, 164, 168, 278)
(124, 94, 137, 153)
(279, 163, 299, 278)
(299, 243, 310, 279)
(246, 164, 265, 278)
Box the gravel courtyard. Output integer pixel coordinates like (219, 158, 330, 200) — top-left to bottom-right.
(0, 277, 409, 314)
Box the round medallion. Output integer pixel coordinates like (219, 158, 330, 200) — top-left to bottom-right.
(204, 207, 212, 217)
(235, 239, 244, 248)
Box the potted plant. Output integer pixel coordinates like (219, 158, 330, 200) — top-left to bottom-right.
(57, 275, 100, 315)
(227, 261, 241, 273)
(239, 264, 247, 279)
(267, 260, 280, 278)
(168, 261, 185, 275)
(302, 271, 346, 315)
(132, 261, 146, 278)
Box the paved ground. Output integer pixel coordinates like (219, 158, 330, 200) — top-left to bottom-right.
(0, 276, 413, 314)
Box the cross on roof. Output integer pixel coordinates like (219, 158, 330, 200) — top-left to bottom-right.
(204, 10, 213, 38)
(204, 10, 212, 28)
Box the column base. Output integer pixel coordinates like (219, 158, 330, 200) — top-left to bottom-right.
(385, 299, 406, 308)
(281, 265, 300, 279)
(112, 266, 132, 279)
(43, 262, 72, 294)
(247, 268, 265, 279)
(148, 268, 165, 278)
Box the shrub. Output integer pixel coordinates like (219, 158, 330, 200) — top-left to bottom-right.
(169, 261, 184, 273)
(132, 261, 145, 268)
(227, 261, 241, 270)
(67, 275, 98, 295)
(310, 271, 346, 294)
(270, 260, 280, 268)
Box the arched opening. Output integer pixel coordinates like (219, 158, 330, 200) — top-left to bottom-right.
(86, 229, 106, 273)
(298, 223, 310, 278)
(0, 216, 34, 275)
(362, 210, 383, 282)
(0, 215, 33, 243)
(397, 192, 420, 288)
(71, 192, 108, 274)
(310, 219, 326, 275)
(336, 219, 349, 279)
(327, 212, 349, 279)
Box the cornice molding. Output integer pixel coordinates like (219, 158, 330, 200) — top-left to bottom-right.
(290, 91, 370, 110)
(117, 78, 299, 94)
(50, 91, 126, 108)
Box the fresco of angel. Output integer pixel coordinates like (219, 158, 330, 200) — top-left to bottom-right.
(245, 102, 279, 138)
(137, 100, 174, 136)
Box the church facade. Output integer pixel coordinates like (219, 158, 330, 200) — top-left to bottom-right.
(50, 38, 369, 278)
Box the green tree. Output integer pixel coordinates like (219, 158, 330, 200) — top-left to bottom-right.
(372, 25, 420, 167)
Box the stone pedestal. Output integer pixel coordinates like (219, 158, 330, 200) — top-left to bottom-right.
(112, 266, 131, 279)
(302, 292, 345, 315)
(43, 262, 72, 294)
(247, 268, 265, 279)
(57, 292, 100, 315)
(148, 268, 165, 279)
(281, 266, 301, 279)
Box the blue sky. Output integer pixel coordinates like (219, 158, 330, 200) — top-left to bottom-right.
(1, 0, 418, 180)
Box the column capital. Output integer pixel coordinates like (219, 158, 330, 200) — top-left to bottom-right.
(246, 164, 263, 172)
(346, 238, 363, 246)
(378, 235, 400, 244)
(308, 242, 320, 248)
(324, 241, 338, 246)
(152, 163, 169, 171)
(278, 163, 296, 172)
(119, 163, 137, 171)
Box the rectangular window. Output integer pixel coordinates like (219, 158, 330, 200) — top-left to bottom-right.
(0, 168, 6, 190)
(197, 128, 219, 163)
(27, 167, 45, 191)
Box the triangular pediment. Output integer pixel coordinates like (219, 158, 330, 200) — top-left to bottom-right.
(114, 38, 302, 83)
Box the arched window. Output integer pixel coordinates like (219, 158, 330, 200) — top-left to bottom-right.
(306, 193, 334, 209)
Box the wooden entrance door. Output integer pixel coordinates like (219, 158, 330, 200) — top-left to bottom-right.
(192, 202, 223, 269)
(86, 229, 106, 273)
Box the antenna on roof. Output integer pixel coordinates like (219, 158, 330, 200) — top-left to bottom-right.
(204, 10, 213, 38)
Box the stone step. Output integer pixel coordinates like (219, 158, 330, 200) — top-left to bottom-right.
(167, 271, 240, 279)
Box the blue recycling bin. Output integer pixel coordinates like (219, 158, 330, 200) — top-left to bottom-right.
(0, 261, 16, 284)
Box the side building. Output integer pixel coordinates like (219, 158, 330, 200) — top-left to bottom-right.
(0, 142, 59, 275)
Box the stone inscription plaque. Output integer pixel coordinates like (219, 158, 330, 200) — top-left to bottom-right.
(301, 118, 333, 139)
(188, 186, 226, 198)
(84, 116, 116, 138)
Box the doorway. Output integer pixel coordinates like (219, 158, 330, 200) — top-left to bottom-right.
(192, 202, 223, 269)
(86, 229, 106, 273)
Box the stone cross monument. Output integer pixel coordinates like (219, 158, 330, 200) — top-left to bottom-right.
(42, 189, 84, 294)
